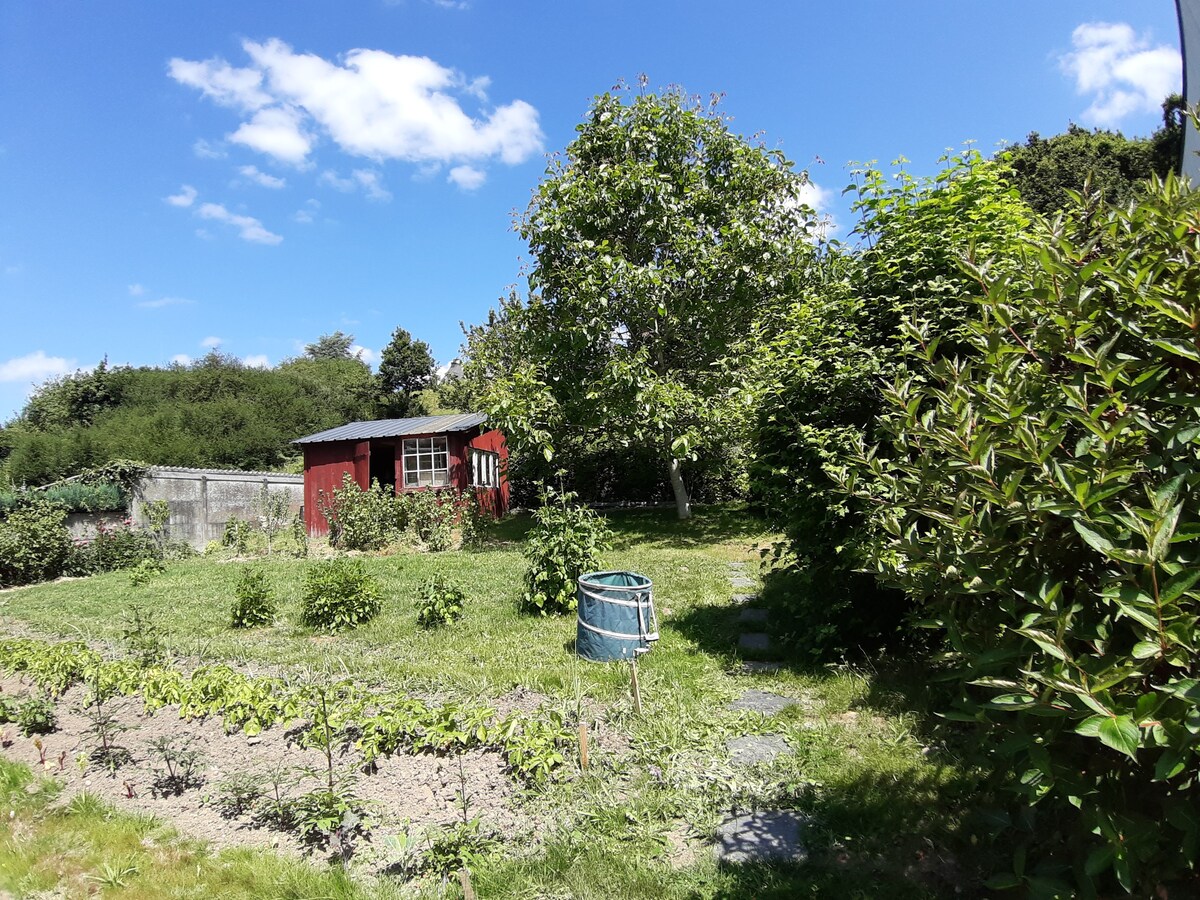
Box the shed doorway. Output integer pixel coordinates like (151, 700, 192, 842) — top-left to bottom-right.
(369, 443, 396, 493)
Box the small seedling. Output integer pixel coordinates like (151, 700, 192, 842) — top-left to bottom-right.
(122, 604, 167, 667)
(211, 771, 265, 818)
(148, 735, 204, 795)
(18, 697, 56, 736)
(416, 574, 466, 629)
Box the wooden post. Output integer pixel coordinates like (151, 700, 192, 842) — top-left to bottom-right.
(579, 721, 590, 771)
(630, 656, 643, 715)
(457, 868, 476, 900)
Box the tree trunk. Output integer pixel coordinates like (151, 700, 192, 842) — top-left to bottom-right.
(667, 457, 692, 520)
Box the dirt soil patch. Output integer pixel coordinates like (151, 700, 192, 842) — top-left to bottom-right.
(0, 672, 539, 872)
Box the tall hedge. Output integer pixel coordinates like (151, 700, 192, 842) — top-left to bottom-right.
(841, 172, 1200, 894)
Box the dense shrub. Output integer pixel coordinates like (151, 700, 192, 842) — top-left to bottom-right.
(231, 567, 276, 628)
(416, 574, 465, 628)
(750, 149, 1033, 659)
(0, 497, 73, 586)
(520, 487, 611, 616)
(72, 519, 160, 574)
(300, 558, 382, 632)
(221, 516, 252, 555)
(840, 173, 1200, 893)
(317, 473, 401, 551)
(398, 489, 456, 552)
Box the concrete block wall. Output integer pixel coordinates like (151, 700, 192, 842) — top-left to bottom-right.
(130, 466, 304, 550)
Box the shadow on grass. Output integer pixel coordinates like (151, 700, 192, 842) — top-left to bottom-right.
(606, 504, 773, 552)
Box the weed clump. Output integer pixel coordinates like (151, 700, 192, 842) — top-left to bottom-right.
(416, 574, 465, 628)
(300, 559, 381, 632)
(231, 566, 275, 628)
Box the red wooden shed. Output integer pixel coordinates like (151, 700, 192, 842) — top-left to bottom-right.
(293, 413, 509, 537)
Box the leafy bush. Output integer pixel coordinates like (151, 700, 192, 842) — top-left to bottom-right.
(300, 558, 382, 632)
(74, 519, 160, 574)
(221, 516, 252, 555)
(317, 473, 401, 551)
(751, 149, 1034, 659)
(41, 481, 126, 513)
(231, 566, 276, 628)
(16, 695, 57, 736)
(416, 574, 465, 628)
(128, 558, 165, 586)
(840, 173, 1200, 893)
(0, 497, 73, 586)
(398, 488, 456, 552)
(520, 487, 610, 615)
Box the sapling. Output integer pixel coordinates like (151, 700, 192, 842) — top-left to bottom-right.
(147, 735, 204, 795)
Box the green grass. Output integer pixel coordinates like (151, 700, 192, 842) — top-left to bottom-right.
(0, 504, 989, 897)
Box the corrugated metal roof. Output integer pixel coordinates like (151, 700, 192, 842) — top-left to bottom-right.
(292, 412, 488, 444)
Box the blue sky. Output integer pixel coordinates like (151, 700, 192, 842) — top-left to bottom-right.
(0, 1, 1185, 421)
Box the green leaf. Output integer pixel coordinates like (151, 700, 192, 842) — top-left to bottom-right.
(1072, 520, 1114, 555)
(1097, 715, 1139, 759)
(1132, 640, 1162, 659)
(1075, 715, 1106, 737)
(982, 872, 1022, 890)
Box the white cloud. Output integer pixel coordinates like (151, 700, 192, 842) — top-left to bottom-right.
(351, 345, 377, 365)
(137, 296, 193, 310)
(201, 336, 222, 349)
(128, 283, 145, 296)
(0, 350, 75, 384)
(243, 354, 271, 368)
(193, 138, 227, 159)
(166, 184, 198, 207)
(448, 164, 486, 190)
(230, 106, 313, 165)
(170, 39, 543, 176)
(294, 198, 320, 224)
(352, 169, 392, 202)
(170, 354, 192, 366)
(197, 202, 283, 245)
(320, 168, 392, 201)
(238, 165, 286, 189)
(1061, 22, 1181, 126)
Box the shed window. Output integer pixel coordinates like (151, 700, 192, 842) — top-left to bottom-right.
(402, 437, 449, 487)
(469, 448, 500, 488)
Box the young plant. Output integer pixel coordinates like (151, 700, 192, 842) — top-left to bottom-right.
(416, 574, 465, 629)
(77, 666, 132, 770)
(299, 558, 382, 632)
(141, 499, 171, 553)
(256, 484, 291, 555)
(16, 695, 56, 736)
(122, 603, 167, 667)
(222, 516, 251, 555)
(211, 771, 266, 818)
(251, 765, 297, 830)
(230, 566, 276, 628)
(520, 486, 611, 615)
(128, 557, 165, 586)
(147, 735, 205, 795)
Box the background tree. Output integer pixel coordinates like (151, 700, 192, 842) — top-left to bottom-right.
(1002, 94, 1184, 216)
(471, 86, 816, 519)
(304, 331, 357, 360)
(376, 326, 435, 418)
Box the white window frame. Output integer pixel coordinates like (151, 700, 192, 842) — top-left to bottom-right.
(402, 436, 449, 488)
(469, 448, 500, 488)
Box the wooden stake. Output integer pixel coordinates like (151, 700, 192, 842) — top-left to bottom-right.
(457, 868, 476, 900)
(579, 721, 590, 771)
(630, 656, 643, 715)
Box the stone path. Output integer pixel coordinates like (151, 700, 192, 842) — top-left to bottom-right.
(716, 561, 806, 866)
(716, 811, 808, 865)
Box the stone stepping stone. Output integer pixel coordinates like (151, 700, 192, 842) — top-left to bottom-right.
(727, 734, 791, 766)
(716, 810, 808, 865)
(728, 561, 748, 571)
(738, 607, 769, 625)
(731, 593, 758, 605)
(738, 632, 771, 653)
(738, 661, 782, 675)
(727, 689, 796, 715)
(730, 575, 756, 589)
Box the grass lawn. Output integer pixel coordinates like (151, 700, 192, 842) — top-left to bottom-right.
(0, 505, 988, 898)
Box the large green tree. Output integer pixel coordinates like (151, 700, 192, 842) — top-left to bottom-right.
(472, 86, 816, 518)
(376, 326, 435, 418)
